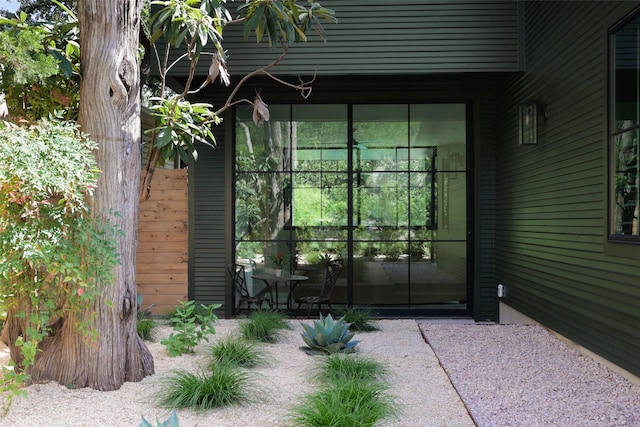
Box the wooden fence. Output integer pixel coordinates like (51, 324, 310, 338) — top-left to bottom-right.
(136, 169, 188, 314)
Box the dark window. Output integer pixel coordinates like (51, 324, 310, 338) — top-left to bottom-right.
(610, 9, 640, 240)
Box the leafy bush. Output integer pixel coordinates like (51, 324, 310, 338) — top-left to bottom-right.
(157, 364, 253, 410)
(337, 306, 380, 332)
(301, 313, 360, 354)
(0, 119, 119, 405)
(239, 309, 290, 343)
(161, 300, 221, 356)
(209, 335, 264, 368)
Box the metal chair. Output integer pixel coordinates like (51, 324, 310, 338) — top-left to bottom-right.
(228, 263, 269, 315)
(295, 261, 342, 316)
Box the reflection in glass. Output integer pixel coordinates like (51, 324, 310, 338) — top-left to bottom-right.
(234, 103, 467, 311)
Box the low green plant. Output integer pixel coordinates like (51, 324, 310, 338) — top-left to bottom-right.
(157, 364, 253, 410)
(137, 318, 156, 341)
(337, 306, 380, 332)
(319, 354, 387, 385)
(301, 313, 360, 354)
(139, 409, 180, 427)
(289, 379, 395, 427)
(161, 300, 221, 356)
(209, 335, 264, 368)
(239, 309, 290, 343)
(136, 295, 156, 340)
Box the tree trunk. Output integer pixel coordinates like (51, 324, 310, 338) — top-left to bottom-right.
(19, 0, 154, 390)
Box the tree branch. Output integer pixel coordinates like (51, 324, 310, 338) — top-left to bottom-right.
(214, 45, 316, 116)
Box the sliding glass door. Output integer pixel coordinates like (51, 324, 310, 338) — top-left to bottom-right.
(234, 103, 468, 312)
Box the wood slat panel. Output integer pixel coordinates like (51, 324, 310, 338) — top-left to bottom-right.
(136, 169, 188, 314)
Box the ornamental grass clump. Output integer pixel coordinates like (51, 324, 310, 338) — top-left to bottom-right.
(289, 379, 396, 427)
(337, 306, 380, 332)
(209, 335, 264, 369)
(157, 364, 253, 410)
(301, 313, 360, 354)
(239, 309, 290, 343)
(319, 354, 388, 385)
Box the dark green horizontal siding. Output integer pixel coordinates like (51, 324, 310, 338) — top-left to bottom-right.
(165, 0, 519, 77)
(189, 126, 227, 313)
(496, 1, 640, 376)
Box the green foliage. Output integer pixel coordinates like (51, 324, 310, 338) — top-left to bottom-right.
(239, 309, 290, 343)
(141, 0, 337, 179)
(0, 118, 118, 405)
(156, 364, 253, 410)
(139, 409, 180, 427)
(136, 294, 156, 340)
(300, 313, 360, 355)
(161, 300, 221, 356)
(0, 6, 80, 121)
(319, 354, 387, 385)
(209, 335, 264, 369)
(288, 379, 395, 427)
(337, 306, 380, 332)
(137, 318, 156, 341)
(146, 97, 220, 165)
(238, 0, 337, 46)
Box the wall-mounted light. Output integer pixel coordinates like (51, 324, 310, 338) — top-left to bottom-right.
(519, 101, 545, 145)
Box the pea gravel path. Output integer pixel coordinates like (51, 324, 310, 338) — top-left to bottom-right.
(420, 323, 640, 427)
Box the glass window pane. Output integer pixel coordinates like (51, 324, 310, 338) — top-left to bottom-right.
(613, 129, 639, 235)
(354, 105, 409, 172)
(236, 105, 291, 172)
(411, 104, 466, 171)
(611, 13, 640, 238)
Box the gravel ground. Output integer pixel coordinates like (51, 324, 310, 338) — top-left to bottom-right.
(420, 323, 640, 427)
(2, 319, 473, 426)
(4, 320, 638, 426)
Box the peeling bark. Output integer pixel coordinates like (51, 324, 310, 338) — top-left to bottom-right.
(2, 0, 155, 390)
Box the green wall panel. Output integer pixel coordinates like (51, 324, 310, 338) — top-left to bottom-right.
(164, 0, 519, 78)
(495, 0, 640, 377)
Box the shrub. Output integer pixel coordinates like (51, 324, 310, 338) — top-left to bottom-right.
(319, 354, 387, 385)
(289, 379, 395, 427)
(0, 119, 119, 406)
(157, 364, 253, 410)
(337, 306, 380, 332)
(161, 300, 221, 356)
(239, 309, 290, 343)
(209, 335, 264, 368)
(137, 318, 156, 341)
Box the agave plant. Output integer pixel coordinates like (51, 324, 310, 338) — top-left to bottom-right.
(301, 313, 360, 354)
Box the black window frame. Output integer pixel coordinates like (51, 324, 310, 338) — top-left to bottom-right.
(609, 5, 640, 243)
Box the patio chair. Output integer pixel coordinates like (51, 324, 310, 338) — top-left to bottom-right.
(295, 261, 342, 316)
(228, 263, 269, 315)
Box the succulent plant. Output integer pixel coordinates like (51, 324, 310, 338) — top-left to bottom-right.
(301, 313, 360, 354)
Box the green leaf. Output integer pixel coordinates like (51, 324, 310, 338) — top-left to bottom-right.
(155, 126, 173, 148)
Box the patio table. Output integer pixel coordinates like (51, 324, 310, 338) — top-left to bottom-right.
(252, 273, 308, 310)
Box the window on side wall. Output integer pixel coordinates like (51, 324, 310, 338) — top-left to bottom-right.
(610, 9, 640, 241)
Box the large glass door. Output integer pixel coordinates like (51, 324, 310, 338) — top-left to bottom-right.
(350, 104, 467, 310)
(234, 103, 468, 312)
